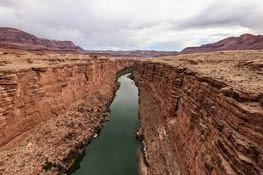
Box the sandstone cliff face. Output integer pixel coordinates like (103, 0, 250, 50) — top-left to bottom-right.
(0, 58, 130, 146)
(134, 56, 263, 175)
(0, 52, 133, 174)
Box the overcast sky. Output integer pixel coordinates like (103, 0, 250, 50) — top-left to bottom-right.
(0, 0, 263, 51)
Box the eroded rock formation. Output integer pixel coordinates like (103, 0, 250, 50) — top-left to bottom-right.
(0, 51, 133, 174)
(134, 51, 263, 175)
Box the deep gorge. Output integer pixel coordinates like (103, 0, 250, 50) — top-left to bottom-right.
(72, 73, 140, 175)
(0, 54, 262, 175)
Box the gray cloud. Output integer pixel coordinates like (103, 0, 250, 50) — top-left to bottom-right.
(0, 0, 15, 7)
(0, 0, 263, 50)
(179, 0, 263, 31)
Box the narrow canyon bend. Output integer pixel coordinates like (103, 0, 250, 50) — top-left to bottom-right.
(0, 49, 262, 175)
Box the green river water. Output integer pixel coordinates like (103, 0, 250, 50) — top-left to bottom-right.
(72, 73, 140, 175)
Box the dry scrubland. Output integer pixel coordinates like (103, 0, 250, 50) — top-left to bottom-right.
(152, 50, 263, 94)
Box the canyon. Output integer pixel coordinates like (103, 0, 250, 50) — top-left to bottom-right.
(0, 51, 134, 174)
(0, 49, 262, 175)
(0, 29, 263, 175)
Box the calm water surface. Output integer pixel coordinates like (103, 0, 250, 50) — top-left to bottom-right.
(72, 73, 140, 175)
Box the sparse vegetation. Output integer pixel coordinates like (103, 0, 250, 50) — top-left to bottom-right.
(116, 66, 133, 79)
(42, 161, 56, 171)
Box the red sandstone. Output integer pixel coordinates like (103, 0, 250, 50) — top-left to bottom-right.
(134, 51, 263, 175)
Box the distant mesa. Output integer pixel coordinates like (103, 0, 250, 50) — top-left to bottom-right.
(85, 50, 179, 57)
(0, 27, 83, 52)
(181, 33, 263, 54)
(1, 27, 263, 55)
(0, 27, 179, 56)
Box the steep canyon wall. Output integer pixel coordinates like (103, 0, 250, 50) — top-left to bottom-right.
(0, 58, 132, 146)
(134, 60, 263, 175)
(0, 55, 134, 174)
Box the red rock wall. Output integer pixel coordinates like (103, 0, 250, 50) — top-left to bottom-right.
(0, 58, 132, 146)
(134, 61, 263, 175)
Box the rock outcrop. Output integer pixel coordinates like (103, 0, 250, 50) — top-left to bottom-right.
(134, 51, 263, 175)
(182, 34, 263, 54)
(0, 27, 82, 51)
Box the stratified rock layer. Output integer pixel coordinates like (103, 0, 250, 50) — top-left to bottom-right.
(0, 58, 129, 146)
(0, 52, 133, 174)
(134, 51, 263, 175)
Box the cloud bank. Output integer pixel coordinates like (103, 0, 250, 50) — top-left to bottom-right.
(0, 0, 263, 51)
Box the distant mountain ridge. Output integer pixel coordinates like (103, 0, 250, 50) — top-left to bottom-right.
(0, 27, 83, 51)
(0, 27, 178, 56)
(86, 50, 178, 57)
(181, 33, 263, 54)
(1, 27, 263, 55)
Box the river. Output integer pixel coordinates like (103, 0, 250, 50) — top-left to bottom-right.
(72, 73, 140, 175)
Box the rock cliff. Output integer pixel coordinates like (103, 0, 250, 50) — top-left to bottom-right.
(0, 51, 133, 174)
(134, 51, 263, 175)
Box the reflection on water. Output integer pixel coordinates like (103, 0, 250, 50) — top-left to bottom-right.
(72, 73, 140, 175)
